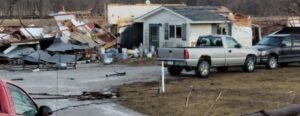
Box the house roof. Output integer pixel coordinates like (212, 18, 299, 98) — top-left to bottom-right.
(165, 6, 228, 21)
(135, 6, 230, 23)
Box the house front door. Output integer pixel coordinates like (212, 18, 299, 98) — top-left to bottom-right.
(149, 24, 160, 50)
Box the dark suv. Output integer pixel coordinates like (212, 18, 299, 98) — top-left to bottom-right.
(255, 34, 300, 69)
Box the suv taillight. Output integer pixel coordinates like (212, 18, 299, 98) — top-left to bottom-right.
(184, 49, 189, 59)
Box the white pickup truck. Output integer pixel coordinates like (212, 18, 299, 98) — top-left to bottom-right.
(157, 35, 259, 78)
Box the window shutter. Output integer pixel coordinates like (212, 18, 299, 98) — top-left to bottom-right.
(164, 23, 169, 40)
(182, 24, 187, 41)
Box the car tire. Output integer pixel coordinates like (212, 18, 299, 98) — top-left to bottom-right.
(167, 66, 182, 76)
(266, 56, 278, 69)
(243, 56, 256, 72)
(195, 60, 210, 78)
(217, 67, 228, 72)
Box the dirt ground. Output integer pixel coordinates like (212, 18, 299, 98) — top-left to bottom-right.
(119, 64, 300, 116)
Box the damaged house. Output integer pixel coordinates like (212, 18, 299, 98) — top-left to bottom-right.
(134, 6, 261, 50)
(107, 3, 184, 49)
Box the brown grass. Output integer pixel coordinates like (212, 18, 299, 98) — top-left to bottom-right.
(119, 64, 300, 116)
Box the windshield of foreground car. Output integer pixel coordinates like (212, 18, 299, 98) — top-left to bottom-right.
(257, 36, 283, 46)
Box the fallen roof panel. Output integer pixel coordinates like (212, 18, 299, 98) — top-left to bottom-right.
(0, 46, 35, 58)
(46, 42, 88, 52)
(20, 28, 44, 38)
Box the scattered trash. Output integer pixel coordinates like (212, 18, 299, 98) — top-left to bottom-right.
(78, 91, 119, 101)
(128, 48, 139, 58)
(147, 52, 153, 58)
(105, 71, 126, 78)
(32, 68, 40, 72)
(31, 91, 119, 101)
(122, 48, 128, 60)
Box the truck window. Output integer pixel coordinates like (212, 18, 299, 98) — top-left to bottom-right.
(7, 84, 37, 116)
(294, 38, 300, 47)
(226, 37, 239, 48)
(196, 36, 223, 47)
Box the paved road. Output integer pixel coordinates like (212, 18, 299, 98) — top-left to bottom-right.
(0, 64, 165, 116)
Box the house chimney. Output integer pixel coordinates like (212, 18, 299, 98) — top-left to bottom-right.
(146, 0, 151, 4)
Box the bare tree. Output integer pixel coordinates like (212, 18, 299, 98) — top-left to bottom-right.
(0, 0, 299, 18)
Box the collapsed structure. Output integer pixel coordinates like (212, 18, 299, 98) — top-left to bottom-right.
(0, 10, 118, 69)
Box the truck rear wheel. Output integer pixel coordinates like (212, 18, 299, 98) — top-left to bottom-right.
(167, 66, 182, 76)
(243, 56, 256, 72)
(266, 56, 278, 69)
(195, 60, 210, 78)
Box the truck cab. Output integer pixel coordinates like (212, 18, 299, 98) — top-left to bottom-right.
(0, 79, 52, 116)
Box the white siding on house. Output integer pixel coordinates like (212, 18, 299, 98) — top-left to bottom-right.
(231, 24, 253, 47)
(142, 9, 189, 49)
(189, 24, 213, 46)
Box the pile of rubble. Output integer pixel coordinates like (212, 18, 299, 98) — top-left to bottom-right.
(0, 11, 156, 70)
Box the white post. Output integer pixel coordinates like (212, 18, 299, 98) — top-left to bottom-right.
(161, 61, 165, 94)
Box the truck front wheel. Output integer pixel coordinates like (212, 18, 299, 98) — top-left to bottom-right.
(243, 56, 256, 72)
(195, 60, 210, 78)
(167, 66, 183, 76)
(266, 56, 278, 69)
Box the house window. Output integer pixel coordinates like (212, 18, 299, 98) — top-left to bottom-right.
(176, 25, 182, 38)
(169, 25, 175, 38)
(169, 25, 182, 39)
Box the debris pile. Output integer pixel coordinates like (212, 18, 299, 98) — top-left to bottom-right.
(0, 10, 153, 70)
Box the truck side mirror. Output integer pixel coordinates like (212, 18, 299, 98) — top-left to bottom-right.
(235, 44, 242, 48)
(38, 106, 53, 116)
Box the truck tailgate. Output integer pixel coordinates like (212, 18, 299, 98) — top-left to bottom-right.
(157, 48, 185, 60)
